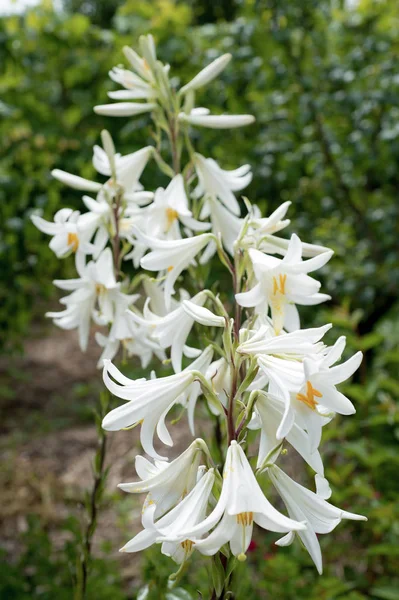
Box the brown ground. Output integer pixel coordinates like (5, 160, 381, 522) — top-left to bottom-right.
(0, 325, 197, 586)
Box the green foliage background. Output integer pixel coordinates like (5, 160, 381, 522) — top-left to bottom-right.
(0, 0, 398, 598)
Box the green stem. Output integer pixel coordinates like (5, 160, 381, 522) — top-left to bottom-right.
(74, 393, 110, 600)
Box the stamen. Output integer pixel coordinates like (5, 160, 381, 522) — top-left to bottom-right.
(272, 273, 287, 296)
(67, 232, 79, 252)
(296, 381, 322, 410)
(181, 540, 194, 553)
(236, 512, 254, 526)
(166, 207, 179, 229)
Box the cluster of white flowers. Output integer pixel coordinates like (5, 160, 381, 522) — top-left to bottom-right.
(33, 35, 365, 584)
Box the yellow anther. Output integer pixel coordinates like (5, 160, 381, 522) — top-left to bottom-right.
(181, 540, 194, 553)
(296, 380, 322, 410)
(95, 283, 106, 294)
(166, 207, 179, 229)
(167, 265, 174, 272)
(272, 273, 287, 295)
(236, 512, 254, 526)
(67, 232, 79, 252)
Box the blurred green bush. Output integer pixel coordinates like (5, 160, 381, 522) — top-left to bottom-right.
(0, 0, 398, 598)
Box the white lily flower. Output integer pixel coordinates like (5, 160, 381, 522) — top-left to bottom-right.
(95, 291, 165, 369)
(94, 101, 157, 117)
(180, 53, 232, 94)
(31, 208, 97, 263)
(254, 392, 324, 475)
(121, 468, 215, 564)
(133, 229, 213, 309)
(46, 248, 119, 352)
(102, 347, 213, 459)
(179, 109, 255, 129)
(241, 201, 330, 258)
(118, 438, 206, 518)
(92, 145, 153, 191)
(144, 175, 210, 240)
(290, 348, 362, 451)
(236, 234, 333, 333)
(199, 196, 244, 262)
(237, 323, 331, 358)
(269, 464, 366, 574)
(128, 290, 220, 373)
(175, 441, 305, 560)
(194, 153, 252, 215)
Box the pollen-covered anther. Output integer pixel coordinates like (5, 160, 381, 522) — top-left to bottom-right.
(67, 232, 79, 252)
(166, 207, 179, 229)
(236, 511, 254, 526)
(296, 380, 323, 410)
(181, 539, 194, 553)
(272, 273, 287, 295)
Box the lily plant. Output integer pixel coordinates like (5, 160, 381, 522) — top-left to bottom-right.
(33, 35, 366, 599)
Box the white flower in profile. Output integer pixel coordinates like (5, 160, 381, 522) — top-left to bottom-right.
(236, 234, 333, 333)
(175, 441, 305, 560)
(290, 344, 362, 451)
(180, 53, 232, 94)
(118, 438, 206, 518)
(120, 468, 215, 564)
(144, 175, 210, 240)
(52, 136, 153, 198)
(194, 152, 252, 215)
(253, 392, 324, 475)
(46, 248, 119, 351)
(133, 229, 214, 309)
(237, 323, 331, 359)
(179, 107, 255, 130)
(128, 290, 224, 373)
(243, 201, 330, 258)
(102, 347, 213, 459)
(199, 196, 243, 262)
(95, 291, 165, 369)
(31, 208, 97, 265)
(268, 464, 366, 574)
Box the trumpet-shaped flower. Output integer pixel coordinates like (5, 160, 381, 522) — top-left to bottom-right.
(128, 290, 223, 373)
(118, 439, 206, 518)
(243, 202, 330, 258)
(31, 208, 97, 265)
(175, 441, 305, 559)
(102, 347, 213, 459)
(94, 290, 165, 368)
(268, 465, 366, 574)
(254, 392, 324, 475)
(46, 248, 119, 351)
(144, 175, 210, 240)
(121, 468, 215, 564)
(194, 153, 252, 215)
(134, 229, 214, 309)
(290, 347, 362, 451)
(236, 234, 333, 333)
